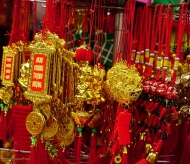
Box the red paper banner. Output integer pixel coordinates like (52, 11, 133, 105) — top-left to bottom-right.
(3, 56, 13, 81)
(30, 53, 47, 92)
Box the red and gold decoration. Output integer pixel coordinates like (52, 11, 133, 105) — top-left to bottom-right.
(1, 0, 190, 164)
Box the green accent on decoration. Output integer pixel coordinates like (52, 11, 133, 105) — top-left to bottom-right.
(45, 141, 50, 146)
(78, 127, 83, 132)
(48, 146, 52, 151)
(0, 103, 4, 108)
(4, 106, 8, 111)
(92, 128, 97, 133)
(52, 148, 57, 153)
(10, 100, 13, 104)
(40, 134, 44, 139)
(30, 136, 37, 143)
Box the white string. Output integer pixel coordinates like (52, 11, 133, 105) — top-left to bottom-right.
(0, 148, 30, 154)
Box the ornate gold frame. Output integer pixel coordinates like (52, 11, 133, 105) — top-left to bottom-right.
(24, 42, 55, 103)
(1, 46, 16, 87)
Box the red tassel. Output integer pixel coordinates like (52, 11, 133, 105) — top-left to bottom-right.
(179, 135, 190, 164)
(0, 111, 8, 142)
(75, 129, 82, 164)
(134, 133, 146, 161)
(135, 158, 150, 164)
(28, 147, 37, 164)
(154, 140, 163, 152)
(122, 147, 129, 164)
(110, 139, 119, 154)
(88, 131, 97, 160)
(37, 139, 49, 164)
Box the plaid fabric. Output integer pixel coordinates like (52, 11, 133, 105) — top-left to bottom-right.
(96, 33, 114, 68)
(98, 41, 113, 68)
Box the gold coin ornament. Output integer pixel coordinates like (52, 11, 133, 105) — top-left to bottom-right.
(26, 111, 45, 136)
(43, 117, 59, 140)
(59, 133, 75, 147)
(104, 60, 142, 104)
(114, 154, 122, 163)
(62, 116, 75, 138)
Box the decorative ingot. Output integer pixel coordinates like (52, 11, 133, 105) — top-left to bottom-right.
(26, 111, 45, 136)
(71, 110, 94, 125)
(88, 109, 103, 128)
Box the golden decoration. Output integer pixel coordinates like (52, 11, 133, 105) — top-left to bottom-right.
(75, 62, 105, 105)
(1, 46, 16, 87)
(24, 40, 54, 103)
(25, 111, 45, 136)
(18, 62, 30, 89)
(104, 60, 142, 104)
(87, 108, 103, 128)
(114, 154, 122, 163)
(62, 116, 75, 138)
(59, 133, 75, 147)
(71, 110, 94, 125)
(43, 117, 59, 140)
(145, 151, 158, 164)
(0, 86, 13, 105)
(39, 103, 51, 121)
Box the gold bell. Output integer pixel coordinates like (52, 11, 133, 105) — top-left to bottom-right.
(144, 143, 152, 154)
(145, 151, 158, 164)
(139, 132, 146, 141)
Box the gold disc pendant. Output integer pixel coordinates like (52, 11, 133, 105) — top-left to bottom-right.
(25, 111, 45, 136)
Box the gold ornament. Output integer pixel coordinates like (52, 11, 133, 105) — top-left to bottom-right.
(104, 60, 142, 104)
(59, 133, 75, 147)
(75, 62, 105, 105)
(71, 110, 94, 125)
(1, 46, 16, 87)
(61, 116, 75, 138)
(114, 154, 122, 163)
(18, 62, 30, 89)
(88, 108, 103, 128)
(145, 151, 158, 164)
(0, 86, 13, 105)
(26, 111, 45, 136)
(43, 116, 59, 140)
(39, 103, 51, 121)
